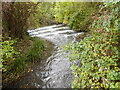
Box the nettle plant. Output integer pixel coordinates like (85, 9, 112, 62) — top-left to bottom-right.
(63, 3, 120, 88)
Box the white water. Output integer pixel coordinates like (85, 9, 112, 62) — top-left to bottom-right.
(13, 24, 83, 88)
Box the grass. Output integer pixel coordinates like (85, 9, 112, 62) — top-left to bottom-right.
(26, 37, 44, 63)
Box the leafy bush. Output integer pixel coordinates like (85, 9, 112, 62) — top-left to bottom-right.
(1, 37, 19, 73)
(63, 2, 120, 88)
(69, 7, 95, 31)
(2, 37, 45, 76)
(54, 2, 101, 32)
(54, 2, 76, 24)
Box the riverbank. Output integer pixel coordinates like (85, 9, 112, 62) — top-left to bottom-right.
(2, 24, 84, 88)
(2, 37, 55, 88)
(63, 2, 120, 88)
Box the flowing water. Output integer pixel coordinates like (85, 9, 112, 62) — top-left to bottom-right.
(12, 24, 83, 88)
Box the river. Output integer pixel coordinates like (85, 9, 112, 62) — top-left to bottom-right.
(11, 24, 83, 88)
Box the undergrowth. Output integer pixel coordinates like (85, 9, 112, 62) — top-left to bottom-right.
(2, 37, 45, 80)
(63, 1, 120, 88)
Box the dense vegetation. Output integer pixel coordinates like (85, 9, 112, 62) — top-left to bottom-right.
(2, 2, 55, 39)
(63, 1, 120, 88)
(2, 2, 55, 85)
(54, 2, 101, 31)
(1, 1, 119, 88)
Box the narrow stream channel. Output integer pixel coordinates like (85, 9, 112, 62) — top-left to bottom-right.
(12, 24, 83, 88)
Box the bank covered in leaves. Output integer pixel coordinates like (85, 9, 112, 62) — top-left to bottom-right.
(63, 1, 120, 88)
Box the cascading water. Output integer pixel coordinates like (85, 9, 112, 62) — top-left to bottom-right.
(11, 24, 83, 88)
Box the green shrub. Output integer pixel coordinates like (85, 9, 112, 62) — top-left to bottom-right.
(1, 37, 45, 79)
(54, 2, 100, 32)
(69, 7, 95, 31)
(63, 2, 120, 88)
(1, 37, 20, 74)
